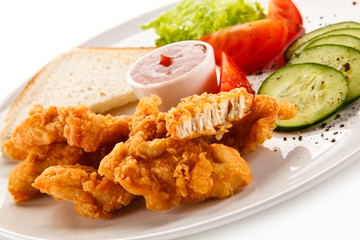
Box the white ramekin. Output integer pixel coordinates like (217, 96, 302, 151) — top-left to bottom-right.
(126, 40, 219, 111)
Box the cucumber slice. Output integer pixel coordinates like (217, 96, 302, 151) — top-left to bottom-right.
(285, 21, 360, 61)
(305, 34, 360, 50)
(291, 28, 360, 59)
(258, 63, 348, 131)
(289, 44, 360, 103)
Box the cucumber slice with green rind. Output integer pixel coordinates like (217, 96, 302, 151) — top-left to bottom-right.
(285, 21, 360, 61)
(258, 63, 348, 131)
(291, 28, 360, 59)
(289, 44, 360, 103)
(305, 34, 360, 50)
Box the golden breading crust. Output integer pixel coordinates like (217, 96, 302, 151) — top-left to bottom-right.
(7, 104, 131, 154)
(8, 142, 114, 202)
(33, 164, 135, 218)
(8, 143, 85, 202)
(99, 140, 252, 211)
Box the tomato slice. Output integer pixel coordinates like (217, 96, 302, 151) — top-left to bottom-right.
(220, 52, 254, 94)
(200, 18, 288, 73)
(267, 0, 303, 42)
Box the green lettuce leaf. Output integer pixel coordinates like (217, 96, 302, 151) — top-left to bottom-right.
(142, 0, 266, 46)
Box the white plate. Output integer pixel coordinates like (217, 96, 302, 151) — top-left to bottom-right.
(1, 0, 360, 239)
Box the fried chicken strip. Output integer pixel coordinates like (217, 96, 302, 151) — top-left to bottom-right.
(219, 95, 297, 154)
(8, 142, 113, 202)
(99, 95, 252, 211)
(99, 140, 252, 211)
(7, 104, 131, 154)
(165, 88, 253, 140)
(8, 142, 84, 202)
(33, 165, 135, 218)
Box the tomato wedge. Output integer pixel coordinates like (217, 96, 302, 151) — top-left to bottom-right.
(200, 18, 288, 73)
(220, 52, 254, 94)
(267, 0, 303, 42)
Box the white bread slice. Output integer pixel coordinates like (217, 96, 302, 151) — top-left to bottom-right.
(0, 47, 155, 142)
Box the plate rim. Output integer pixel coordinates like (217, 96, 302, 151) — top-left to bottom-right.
(1, 1, 360, 239)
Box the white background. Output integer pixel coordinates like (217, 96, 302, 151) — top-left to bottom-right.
(0, 1, 359, 240)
